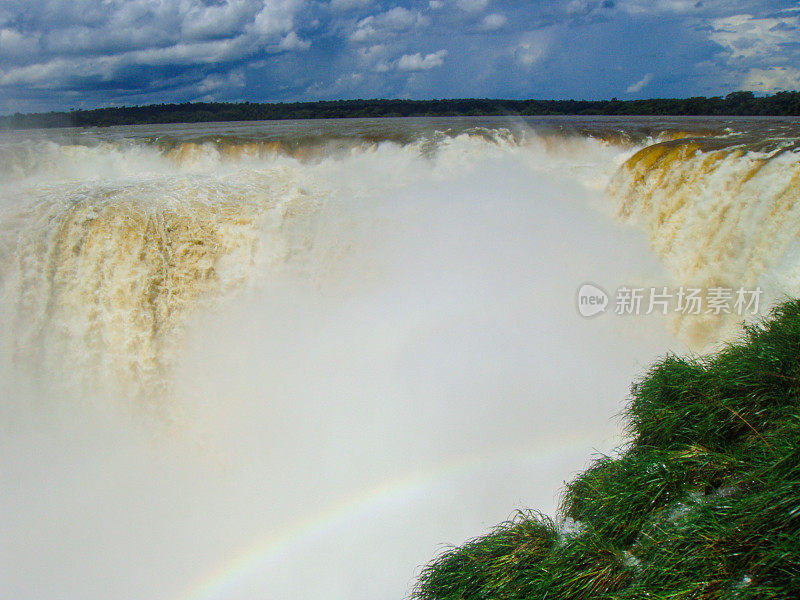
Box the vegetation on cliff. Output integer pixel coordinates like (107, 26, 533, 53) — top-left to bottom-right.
(414, 299, 800, 600)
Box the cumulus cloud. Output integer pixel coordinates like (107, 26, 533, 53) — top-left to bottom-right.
(562, 0, 620, 18)
(329, 0, 374, 11)
(704, 11, 800, 92)
(397, 49, 447, 71)
(0, 59, 78, 87)
(617, 0, 704, 14)
(303, 70, 368, 98)
(1, 41, 233, 88)
(350, 7, 428, 43)
(182, 0, 262, 41)
(512, 33, 549, 67)
(742, 66, 800, 92)
(0, 27, 40, 58)
(356, 43, 387, 70)
(1, 0, 797, 113)
(480, 13, 507, 30)
(457, 0, 489, 13)
(249, 0, 306, 38)
(710, 13, 800, 60)
(358, 44, 386, 60)
(626, 72, 653, 93)
(278, 31, 311, 51)
(0, 0, 312, 97)
(197, 70, 246, 93)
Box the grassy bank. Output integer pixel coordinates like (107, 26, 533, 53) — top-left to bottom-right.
(414, 300, 800, 600)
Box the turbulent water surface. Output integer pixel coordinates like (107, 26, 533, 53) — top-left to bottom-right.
(2, 115, 799, 600)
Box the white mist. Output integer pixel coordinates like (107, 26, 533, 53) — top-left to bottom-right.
(1, 131, 678, 600)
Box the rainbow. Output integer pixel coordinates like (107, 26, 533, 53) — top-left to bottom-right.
(177, 431, 611, 600)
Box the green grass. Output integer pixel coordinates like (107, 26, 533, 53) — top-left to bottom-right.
(414, 299, 800, 600)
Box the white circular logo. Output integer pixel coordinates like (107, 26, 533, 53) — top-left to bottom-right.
(577, 283, 609, 318)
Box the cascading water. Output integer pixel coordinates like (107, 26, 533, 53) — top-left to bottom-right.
(1, 116, 798, 600)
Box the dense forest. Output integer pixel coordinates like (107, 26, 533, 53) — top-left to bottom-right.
(1, 91, 799, 129)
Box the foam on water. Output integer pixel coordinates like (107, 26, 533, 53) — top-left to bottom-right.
(609, 136, 800, 342)
(1, 119, 798, 600)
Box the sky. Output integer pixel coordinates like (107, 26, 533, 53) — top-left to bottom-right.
(0, 0, 799, 113)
